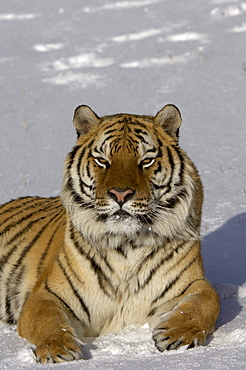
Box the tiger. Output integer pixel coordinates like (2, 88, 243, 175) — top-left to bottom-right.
(0, 104, 220, 363)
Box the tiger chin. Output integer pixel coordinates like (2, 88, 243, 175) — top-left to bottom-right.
(0, 104, 220, 363)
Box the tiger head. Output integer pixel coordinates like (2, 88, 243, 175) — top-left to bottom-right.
(62, 105, 203, 249)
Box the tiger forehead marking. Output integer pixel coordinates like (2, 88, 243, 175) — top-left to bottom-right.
(92, 115, 157, 158)
(0, 104, 220, 364)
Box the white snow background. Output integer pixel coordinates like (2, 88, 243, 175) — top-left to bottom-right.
(0, 0, 246, 369)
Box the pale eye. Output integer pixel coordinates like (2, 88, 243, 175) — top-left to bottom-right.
(141, 158, 156, 168)
(94, 157, 109, 168)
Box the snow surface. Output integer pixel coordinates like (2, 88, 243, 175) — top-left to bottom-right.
(0, 0, 246, 368)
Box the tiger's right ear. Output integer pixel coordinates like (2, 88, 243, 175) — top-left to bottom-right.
(73, 105, 99, 137)
(154, 104, 182, 141)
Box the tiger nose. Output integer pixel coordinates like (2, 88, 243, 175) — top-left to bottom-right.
(107, 187, 135, 206)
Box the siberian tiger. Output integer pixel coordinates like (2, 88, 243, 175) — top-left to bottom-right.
(0, 105, 220, 363)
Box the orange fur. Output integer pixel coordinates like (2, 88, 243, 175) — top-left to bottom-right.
(0, 105, 220, 363)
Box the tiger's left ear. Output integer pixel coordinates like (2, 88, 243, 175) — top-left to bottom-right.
(73, 105, 99, 137)
(154, 104, 182, 141)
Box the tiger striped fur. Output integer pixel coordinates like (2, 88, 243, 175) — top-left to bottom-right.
(0, 105, 220, 363)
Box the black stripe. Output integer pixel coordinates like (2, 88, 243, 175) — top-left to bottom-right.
(64, 177, 94, 204)
(136, 241, 188, 292)
(104, 128, 119, 135)
(109, 140, 121, 156)
(5, 264, 26, 323)
(0, 197, 60, 232)
(0, 206, 63, 268)
(2, 211, 64, 319)
(153, 144, 185, 201)
(173, 145, 185, 184)
(5, 301, 15, 324)
(36, 215, 65, 276)
(76, 147, 86, 172)
(56, 256, 91, 322)
(85, 151, 93, 179)
(79, 179, 94, 192)
(115, 117, 149, 129)
(67, 153, 94, 194)
(178, 278, 205, 297)
(153, 161, 162, 176)
(136, 251, 174, 292)
(93, 248, 114, 274)
(67, 145, 80, 170)
(147, 307, 158, 317)
(0, 208, 63, 275)
(0, 218, 46, 269)
(135, 134, 149, 144)
(62, 246, 84, 283)
(167, 146, 175, 168)
(12, 211, 63, 266)
(100, 120, 122, 131)
(126, 139, 139, 155)
(148, 277, 205, 318)
(45, 279, 82, 324)
(150, 147, 175, 195)
(70, 226, 115, 297)
(126, 136, 139, 146)
(162, 188, 188, 209)
(90, 256, 115, 296)
(0, 196, 44, 217)
(63, 179, 84, 203)
(0, 197, 62, 238)
(76, 147, 88, 194)
(157, 137, 163, 148)
(152, 254, 199, 304)
(115, 246, 128, 258)
(134, 128, 145, 135)
(151, 182, 168, 191)
(145, 147, 157, 154)
(164, 146, 175, 194)
(99, 135, 115, 153)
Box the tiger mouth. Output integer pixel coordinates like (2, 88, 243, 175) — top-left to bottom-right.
(96, 210, 132, 222)
(98, 209, 154, 225)
(96, 206, 154, 225)
(112, 209, 131, 219)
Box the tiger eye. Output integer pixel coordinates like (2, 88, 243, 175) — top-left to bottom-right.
(94, 157, 110, 168)
(141, 158, 156, 168)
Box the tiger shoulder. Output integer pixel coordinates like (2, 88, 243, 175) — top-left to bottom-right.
(0, 104, 220, 363)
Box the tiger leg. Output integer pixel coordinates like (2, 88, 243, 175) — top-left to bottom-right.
(17, 289, 84, 363)
(152, 279, 220, 351)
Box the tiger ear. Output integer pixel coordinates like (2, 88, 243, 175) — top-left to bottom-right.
(154, 104, 182, 140)
(73, 105, 99, 137)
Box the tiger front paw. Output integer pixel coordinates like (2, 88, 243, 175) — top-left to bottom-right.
(34, 331, 83, 363)
(152, 310, 207, 352)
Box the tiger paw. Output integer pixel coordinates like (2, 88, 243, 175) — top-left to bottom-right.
(34, 332, 83, 363)
(152, 310, 207, 352)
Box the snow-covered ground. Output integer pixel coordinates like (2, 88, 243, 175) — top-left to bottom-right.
(0, 0, 245, 368)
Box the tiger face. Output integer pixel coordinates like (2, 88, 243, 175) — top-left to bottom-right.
(62, 105, 202, 249)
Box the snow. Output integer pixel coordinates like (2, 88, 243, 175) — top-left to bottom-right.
(0, 0, 245, 368)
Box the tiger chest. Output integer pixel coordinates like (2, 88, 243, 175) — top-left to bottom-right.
(47, 242, 189, 334)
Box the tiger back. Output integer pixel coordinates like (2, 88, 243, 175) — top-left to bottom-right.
(0, 105, 220, 363)
(0, 196, 65, 322)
